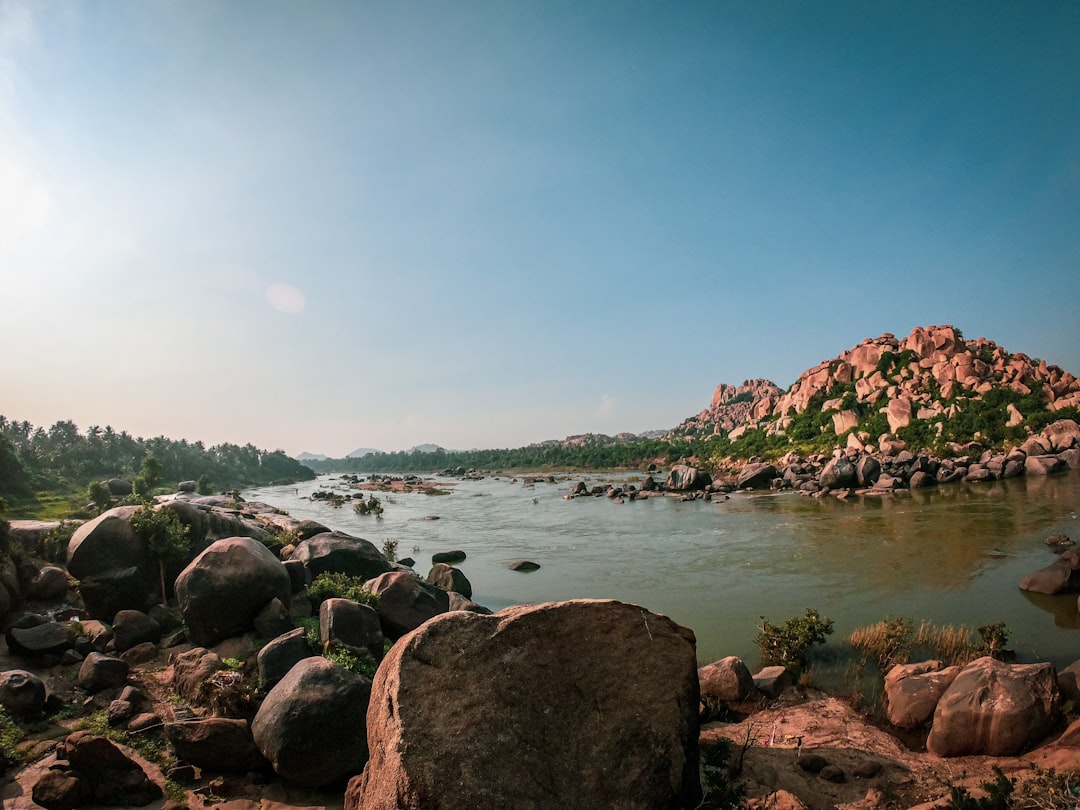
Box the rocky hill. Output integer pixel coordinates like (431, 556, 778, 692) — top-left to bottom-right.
(679, 325, 1080, 453)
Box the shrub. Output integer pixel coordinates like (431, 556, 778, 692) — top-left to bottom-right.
(848, 616, 914, 672)
(324, 644, 379, 681)
(130, 505, 189, 602)
(382, 538, 399, 563)
(308, 572, 379, 608)
(698, 736, 746, 809)
(755, 608, 834, 671)
(976, 622, 1011, 660)
(940, 767, 1014, 809)
(0, 706, 24, 768)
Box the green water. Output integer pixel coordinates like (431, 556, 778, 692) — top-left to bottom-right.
(244, 469, 1080, 668)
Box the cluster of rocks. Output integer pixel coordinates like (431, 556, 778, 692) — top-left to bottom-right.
(672, 325, 1080, 450)
(731, 417, 1079, 497)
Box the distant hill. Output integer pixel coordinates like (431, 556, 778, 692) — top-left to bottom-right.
(347, 448, 382, 458)
(407, 444, 444, 454)
(296, 451, 329, 461)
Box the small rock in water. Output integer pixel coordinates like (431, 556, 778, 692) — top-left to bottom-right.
(508, 560, 541, 572)
(1046, 533, 1074, 548)
(432, 550, 466, 564)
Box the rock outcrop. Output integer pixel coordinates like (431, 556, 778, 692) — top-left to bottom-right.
(347, 599, 701, 810)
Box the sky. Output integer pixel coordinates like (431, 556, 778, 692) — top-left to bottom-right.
(1, 1, 1078, 457)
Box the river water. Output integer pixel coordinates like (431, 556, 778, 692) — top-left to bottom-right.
(244, 470, 1080, 669)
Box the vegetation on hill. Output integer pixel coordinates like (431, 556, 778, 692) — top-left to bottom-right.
(0, 415, 315, 517)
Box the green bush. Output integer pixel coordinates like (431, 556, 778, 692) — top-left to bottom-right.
(324, 644, 379, 681)
(941, 767, 1014, 809)
(130, 505, 189, 601)
(308, 572, 380, 608)
(755, 608, 834, 671)
(0, 706, 25, 767)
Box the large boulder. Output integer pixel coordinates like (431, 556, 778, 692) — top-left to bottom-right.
(666, 464, 712, 492)
(1019, 547, 1080, 594)
(320, 597, 384, 661)
(0, 669, 47, 721)
(44, 731, 161, 808)
(292, 531, 392, 581)
(346, 599, 701, 810)
(66, 506, 145, 581)
(159, 499, 269, 558)
(736, 462, 777, 490)
(171, 647, 224, 703)
(175, 537, 292, 647)
(251, 656, 372, 787)
(426, 562, 472, 599)
(883, 660, 960, 729)
(257, 628, 314, 690)
(926, 657, 1058, 756)
(365, 571, 450, 640)
(164, 717, 268, 773)
(1043, 419, 1080, 453)
(819, 457, 856, 490)
(698, 656, 754, 704)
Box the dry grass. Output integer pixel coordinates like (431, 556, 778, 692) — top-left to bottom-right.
(848, 618, 984, 672)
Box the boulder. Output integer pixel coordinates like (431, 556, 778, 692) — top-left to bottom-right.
(171, 647, 225, 703)
(886, 398, 913, 432)
(9, 620, 76, 658)
(753, 666, 795, 699)
(0, 669, 47, 721)
(819, 457, 856, 490)
(105, 479, 134, 496)
(26, 565, 71, 601)
(346, 599, 700, 810)
(164, 717, 268, 773)
(1058, 659, 1080, 704)
(252, 656, 372, 787)
(737, 462, 777, 490)
(926, 657, 1058, 756)
(111, 610, 161, 653)
(1019, 547, 1080, 594)
(292, 531, 392, 581)
(257, 627, 314, 690)
(77, 566, 154, 620)
(431, 550, 466, 564)
(1027, 455, 1066, 476)
(666, 464, 712, 492)
(253, 597, 294, 639)
(883, 661, 960, 728)
(698, 656, 754, 704)
(854, 456, 881, 488)
(66, 506, 145, 581)
(447, 592, 493, 614)
(365, 571, 450, 639)
(320, 597, 384, 660)
(426, 562, 472, 598)
(1044, 419, 1080, 453)
(52, 731, 161, 807)
(175, 537, 292, 647)
(508, 560, 541, 571)
(77, 653, 130, 693)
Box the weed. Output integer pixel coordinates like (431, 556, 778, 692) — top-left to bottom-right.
(848, 616, 915, 671)
(323, 644, 379, 681)
(308, 572, 380, 608)
(0, 707, 25, 767)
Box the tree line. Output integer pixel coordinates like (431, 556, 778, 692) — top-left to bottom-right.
(0, 415, 315, 503)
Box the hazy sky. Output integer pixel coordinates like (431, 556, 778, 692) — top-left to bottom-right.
(2, 1, 1078, 457)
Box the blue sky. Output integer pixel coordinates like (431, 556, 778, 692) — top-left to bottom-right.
(2, 1, 1078, 456)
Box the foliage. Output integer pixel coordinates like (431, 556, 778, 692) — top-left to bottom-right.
(1014, 768, 1080, 808)
(0, 706, 25, 767)
(196, 669, 260, 719)
(976, 622, 1011, 660)
(130, 505, 189, 601)
(698, 736, 747, 809)
(324, 644, 379, 681)
(848, 616, 915, 672)
(755, 608, 834, 671)
(382, 538, 399, 562)
(308, 572, 380, 608)
(939, 768, 1014, 809)
(0, 414, 315, 516)
(353, 495, 384, 516)
(132, 455, 163, 499)
(196, 473, 213, 495)
(87, 480, 112, 512)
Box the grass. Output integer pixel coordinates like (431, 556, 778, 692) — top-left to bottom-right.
(0, 707, 26, 767)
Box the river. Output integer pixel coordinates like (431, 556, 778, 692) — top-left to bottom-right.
(243, 469, 1080, 669)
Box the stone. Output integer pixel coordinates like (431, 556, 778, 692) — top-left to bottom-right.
(292, 531, 392, 581)
(112, 610, 161, 652)
(446, 592, 493, 614)
(908, 470, 936, 489)
(797, 752, 828, 773)
(57, 730, 162, 806)
(926, 657, 1058, 756)
(1044, 419, 1080, 453)
(320, 597, 384, 660)
(819, 457, 856, 490)
(0, 669, 47, 721)
(883, 660, 960, 728)
(175, 537, 292, 647)
(282, 558, 309, 592)
(365, 571, 450, 639)
(252, 656, 372, 787)
(77, 652, 130, 693)
(26, 565, 71, 601)
(1058, 659, 1080, 704)
(66, 506, 146, 582)
(508, 560, 541, 571)
(1019, 547, 1080, 594)
(820, 765, 846, 783)
(886, 398, 913, 432)
(698, 656, 755, 704)
(426, 562, 472, 598)
(753, 666, 794, 699)
(431, 550, 466, 564)
(1027, 455, 1066, 476)
(253, 597, 294, 639)
(346, 599, 700, 810)
(854, 456, 881, 488)
(257, 628, 314, 690)
(77, 566, 154, 620)
(164, 717, 269, 773)
(295, 520, 331, 541)
(32, 770, 91, 810)
(172, 647, 225, 703)
(737, 462, 778, 490)
(9, 620, 75, 657)
(666, 464, 712, 492)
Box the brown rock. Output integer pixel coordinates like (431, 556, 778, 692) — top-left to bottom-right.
(883, 661, 959, 728)
(699, 656, 755, 704)
(347, 599, 700, 810)
(926, 657, 1058, 756)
